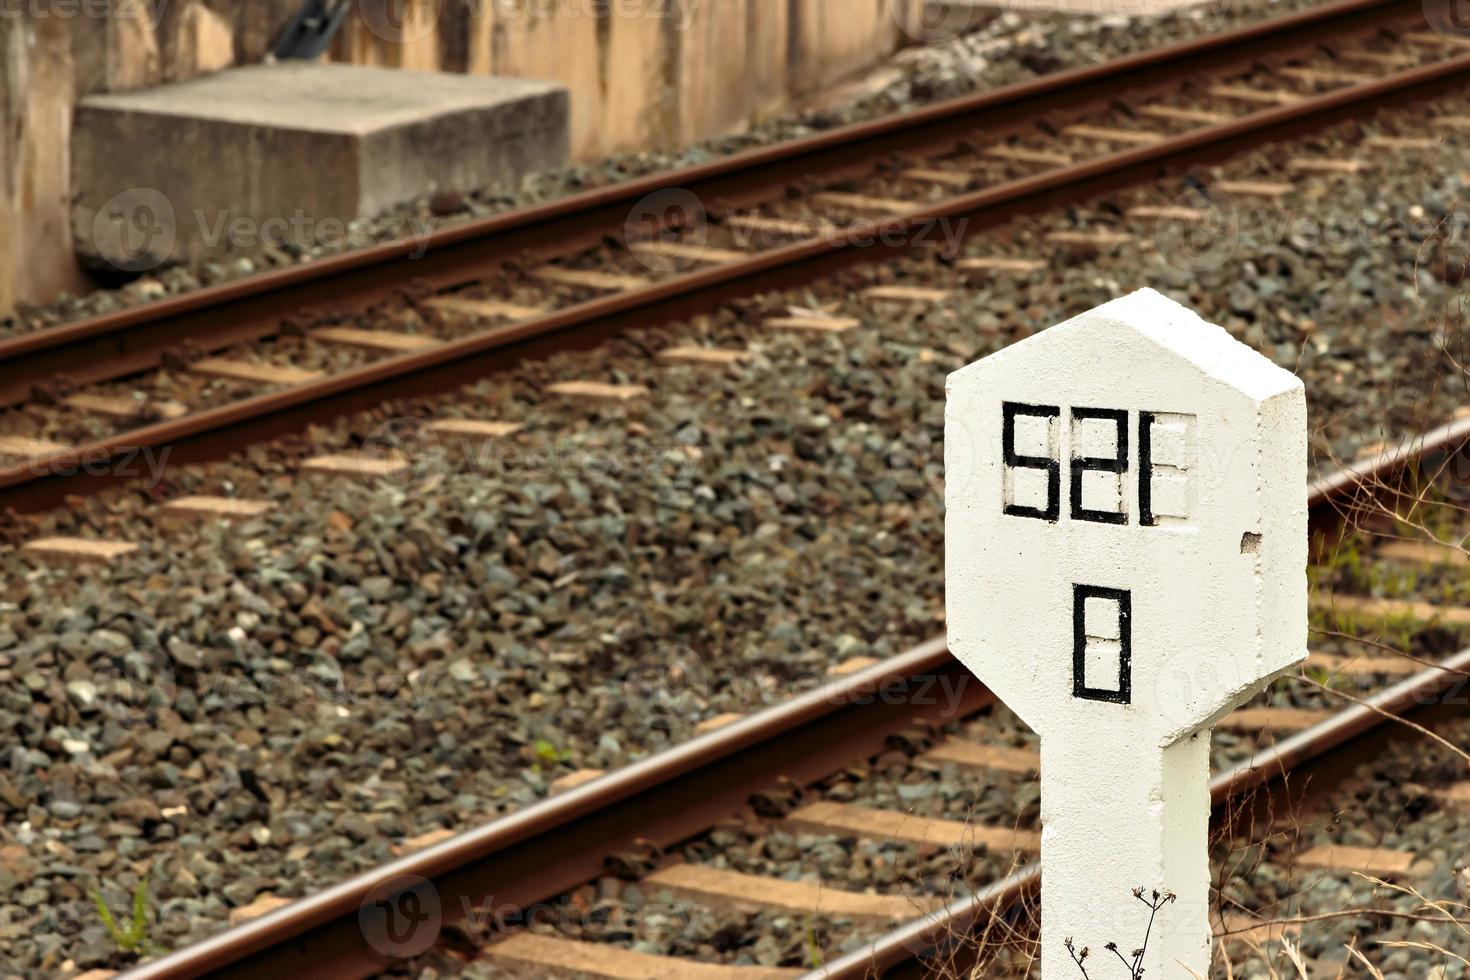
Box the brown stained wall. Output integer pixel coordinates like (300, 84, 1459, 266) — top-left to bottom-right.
(2, 14, 89, 314)
(1, 0, 918, 313)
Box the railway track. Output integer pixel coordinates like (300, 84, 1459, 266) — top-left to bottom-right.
(11, 4, 1470, 977)
(97, 427, 1470, 980)
(3, 0, 1469, 513)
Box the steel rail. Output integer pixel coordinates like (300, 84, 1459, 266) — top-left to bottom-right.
(6, 40, 1468, 513)
(807, 646, 1470, 980)
(0, 0, 1406, 409)
(1307, 413, 1470, 537)
(114, 433, 1470, 979)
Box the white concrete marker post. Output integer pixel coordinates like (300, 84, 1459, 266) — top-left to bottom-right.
(945, 289, 1307, 978)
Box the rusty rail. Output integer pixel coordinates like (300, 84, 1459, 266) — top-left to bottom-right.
(2, 0, 1455, 513)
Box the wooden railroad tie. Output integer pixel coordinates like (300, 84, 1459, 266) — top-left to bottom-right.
(1305, 651, 1421, 677)
(548, 769, 606, 796)
(721, 214, 835, 239)
(1363, 135, 1440, 152)
(1338, 49, 1419, 68)
(1405, 30, 1470, 49)
(920, 741, 1040, 776)
(310, 327, 439, 352)
(1434, 783, 1470, 809)
(426, 296, 549, 321)
(763, 314, 860, 334)
(159, 496, 274, 521)
(1062, 124, 1164, 146)
(645, 864, 939, 923)
(1433, 115, 1470, 130)
(1288, 157, 1363, 175)
(629, 240, 749, 265)
(983, 145, 1073, 166)
(901, 167, 972, 189)
(1315, 592, 1470, 627)
(485, 932, 801, 979)
(1213, 179, 1295, 198)
(784, 800, 1041, 853)
(957, 257, 1047, 274)
(1296, 844, 1433, 879)
(0, 435, 72, 458)
(64, 393, 187, 419)
(391, 827, 457, 856)
(189, 358, 324, 386)
(1138, 105, 1234, 126)
(20, 537, 139, 565)
(545, 381, 649, 402)
(657, 346, 752, 367)
(532, 266, 651, 292)
(1126, 205, 1211, 222)
(428, 419, 523, 441)
(827, 656, 881, 677)
(1046, 229, 1133, 248)
(1217, 707, 1335, 733)
(862, 285, 952, 303)
(227, 895, 293, 928)
(1218, 913, 1300, 945)
(1277, 66, 1374, 86)
(811, 191, 916, 215)
(1375, 538, 1468, 567)
(694, 712, 746, 735)
(300, 455, 409, 479)
(1208, 84, 1297, 106)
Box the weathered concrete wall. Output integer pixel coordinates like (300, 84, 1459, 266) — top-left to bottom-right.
(2, 13, 88, 313)
(1, 0, 919, 314)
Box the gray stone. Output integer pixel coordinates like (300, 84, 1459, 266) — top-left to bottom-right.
(72, 63, 569, 272)
(89, 629, 131, 656)
(48, 801, 82, 819)
(64, 680, 97, 711)
(361, 576, 394, 602)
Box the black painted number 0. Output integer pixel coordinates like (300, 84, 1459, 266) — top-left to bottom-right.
(1073, 584, 1131, 704)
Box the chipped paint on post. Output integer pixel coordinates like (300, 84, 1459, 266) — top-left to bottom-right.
(945, 288, 1307, 978)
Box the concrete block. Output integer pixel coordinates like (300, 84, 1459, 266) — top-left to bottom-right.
(71, 63, 568, 273)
